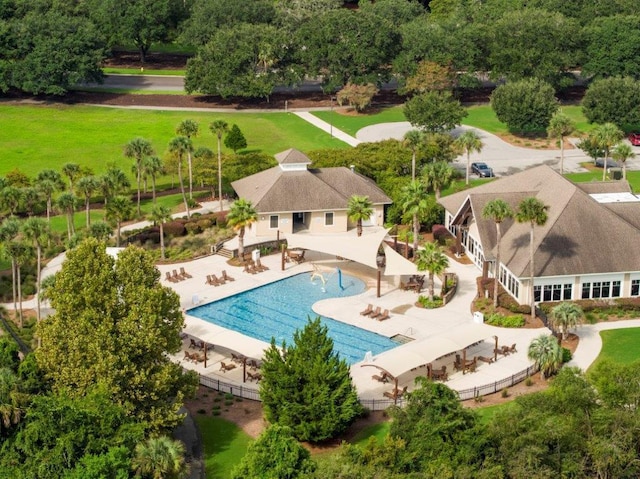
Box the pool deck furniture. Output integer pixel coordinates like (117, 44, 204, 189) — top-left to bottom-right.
(180, 267, 192, 279)
(256, 259, 269, 271)
(477, 355, 494, 364)
(359, 304, 373, 316)
(383, 385, 408, 400)
(247, 359, 260, 371)
(222, 270, 235, 282)
(219, 361, 236, 372)
(243, 263, 258, 274)
(431, 365, 448, 381)
(231, 353, 245, 364)
(212, 274, 226, 285)
(286, 249, 305, 264)
(166, 271, 179, 283)
(205, 275, 220, 287)
(376, 309, 390, 321)
(372, 372, 390, 383)
(369, 306, 382, 319)
(172, 269, 183, 282)
(247, 371, 262, 382)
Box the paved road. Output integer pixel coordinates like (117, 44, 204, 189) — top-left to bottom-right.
(86, 74, 185, 91)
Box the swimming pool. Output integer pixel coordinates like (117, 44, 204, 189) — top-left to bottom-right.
(188, 272, 399, 364)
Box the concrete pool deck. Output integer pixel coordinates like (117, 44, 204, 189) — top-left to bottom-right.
(158, 248, 549, 402)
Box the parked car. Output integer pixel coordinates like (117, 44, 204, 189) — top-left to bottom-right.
(628, 133, 640, 146)
(471, 162, 494, 177)
(594, 158, 619, 168)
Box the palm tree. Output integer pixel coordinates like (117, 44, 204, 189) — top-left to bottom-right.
(227, 199, 257, 260)
(87, 221, 113, 241)
(168, 136, 193, 218)
(482, 199, 514, 308)
(403, 129, 424, 180)
(55, 192, 78, 240)
(550, 302, 584, 341)
(106, 195, 133, 247)
(99, 166, 131, 210)
(0, 186, 23, 216)
(61, 162, 81, 191)
(124, 137, 154, 216)
(143, 156, 164, 203)
(132, 436, 188, 479)
(592, 123, 624, 181)
(347, 195, 374, 237)
(399, 180, 430, 257)
(149, 205, 172, 260)
(454, 130, 483, 185)
(0, 218, 21, 317)
(21, 217, 49, 326)
(75, 175, 99, 228)
(528, 334, 563, 379)
(516, 197, 549, 322)
(21, 187, 42, 217)
(547, 111, 575, 175)
(176, 119, 199, 199)
(9, 242, 32, 326)
(210, 120, 229, 212)
(422, 161, 456, 199)
(415, 242, 449, 301)
(36, 169, 65, 222)
(612, 142, 635, 180)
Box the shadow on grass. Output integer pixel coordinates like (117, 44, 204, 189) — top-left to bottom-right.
(195, 416, 252, 479)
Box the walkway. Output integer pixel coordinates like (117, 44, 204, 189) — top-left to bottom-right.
(568, 319, 640, 371)
(293, 112, 361, 147)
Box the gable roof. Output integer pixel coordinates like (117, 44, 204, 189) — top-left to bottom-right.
(232, 162, 391, 213)
(440, 165, 640, 278)
(274, 148, 312, 165)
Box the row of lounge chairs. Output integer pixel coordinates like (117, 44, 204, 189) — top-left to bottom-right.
(243, 259, 269, 274)
(166, 267, 192, 283)
(359, 304, 391, 321)
(205, 270, 235, 286)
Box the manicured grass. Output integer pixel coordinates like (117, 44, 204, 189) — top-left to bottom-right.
(312, 106, 406, 136)
(350, 421, 390, 446)
(0, 105, 348, 180)
(474, 402, 517, 425)
(440, 178, 494, 197)
(102, 68, 186, 76)
(567, 170, 640, 193)
(591, 328, 640, 369)
(49, 210, 106, 235)
(196, 416, 252, 479)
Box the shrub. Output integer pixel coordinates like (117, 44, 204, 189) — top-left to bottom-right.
(187, 198, 199, 209)
(499, 292, 531, 315)
(432, 224, 452, 244)
(561, 347, 572, 363)
(525, 377, 534, 387)
(485, 313, 525, 328)
(336, 82, 379, 112)
(501, 388, 509, 398)
(417, 296, 443, 309)
(163, 221, 186, 237)
(197, 219, 213, 230)
(184, 222, 201, 235)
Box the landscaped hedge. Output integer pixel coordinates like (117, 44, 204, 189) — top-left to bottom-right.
(485, 313, 526, 328)
(539, 297, 640, 316)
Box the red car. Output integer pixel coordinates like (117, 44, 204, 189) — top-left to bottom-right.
(629, 133, 640, 146)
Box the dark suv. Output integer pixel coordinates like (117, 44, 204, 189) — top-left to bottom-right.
(471, 162, 494, 177)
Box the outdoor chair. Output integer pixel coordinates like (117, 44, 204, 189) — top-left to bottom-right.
(212, 273, 226, 285)
(369, 306, 382, 319)
(494, 347, 508, 357)
(431, 366, 448, 381)
(219, 362, 236, 372)
(463, 358, 477, 374)
(247, 359, 259, 371)
(179, 267, 192, 279)
(247, 371, 262, 382)
(478, 355, 494, 364)
(502, 345, 511, 356)
(206, 275, 220, 286)
(360, 304, 374, 316)
(222, 270, 235, 282)
(189, 339, 203, 350)
(172, 269, 183, 282)
(454, 354, 463, 371)
(256, 259, 269, 271)
(231, 353, 245, 364)
(377, 309, 390, 321)
(508, 343, 517, 353)
(166, 271, 177, 282)
(243, 263, 257, 274)
(372, 372, 389, 383)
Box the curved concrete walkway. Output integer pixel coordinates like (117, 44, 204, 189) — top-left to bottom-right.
(568, 319, 640, 371)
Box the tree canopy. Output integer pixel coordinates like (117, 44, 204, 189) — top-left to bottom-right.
(582, 76, 640, 126)
(491, 78, 559, 133)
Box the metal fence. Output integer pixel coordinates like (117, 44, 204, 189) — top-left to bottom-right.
(196, 363, 538, 410)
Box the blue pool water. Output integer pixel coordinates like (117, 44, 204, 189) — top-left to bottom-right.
(188, 272, 399, 364)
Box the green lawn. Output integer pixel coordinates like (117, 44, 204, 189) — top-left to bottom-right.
(591, 328, 640, 369)
(312, 106, 406, 137)
(441, 178, 494, 197)
(350, 421, 390, 446)
(196, 416, 252, 479)
(566, 170, 640, 193)
(0, 105, 348, 180)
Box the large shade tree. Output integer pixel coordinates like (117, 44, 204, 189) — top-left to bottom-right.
(416, 241, 449, 301)
(482, 199, 514, 308)
(404, 90, 467, 133)
(347, 195, 374, 237)
(260, 317, 362, 442)
(516, 197, 549, 321)
(36, 239, 198, 431)
(226, 198, 257, 260)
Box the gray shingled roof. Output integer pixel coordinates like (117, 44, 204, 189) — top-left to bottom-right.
(231, 165, 391, 213)
(274, 148, 312, 165)
(440, 165, 640, 278)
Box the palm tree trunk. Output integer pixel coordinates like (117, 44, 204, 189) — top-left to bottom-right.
(178, 157, 190, 218)
(46, 197, 51, 222)
(238, 227, 245, 259)
(187, 152, 193, 199)
(17, 265, 22, 328)
(137, 162, 142, 217)
(493, 222, 501, 308)
(529, 225, 535, 322)
(429, 272, 435, 301)
(11, 259, 17, 314)
(411, 151, 416, 181)
(152, 176, 157, 203)
(559, 136, 565, 175)
(160, 223, 165, 260)
(218, 137, 223, 212)
(602, 154, 608, 182)
(466, 152, 470, 185)
(116, 222, 121, 247)
(412, 213, 419, 259)
(35, 246, 41, 323)
(66, 214, 72, 240)
(86, 199, 91, 228)
(623, 162, 627, 180)
(357, 220, 362, 237)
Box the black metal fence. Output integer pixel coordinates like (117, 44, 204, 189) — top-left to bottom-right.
(196, 363, 539, 410)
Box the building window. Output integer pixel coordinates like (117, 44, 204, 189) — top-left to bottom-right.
(269, 215, 278, 229)
(536, 283, 572, 302)
(632, 279, 640, 296)
(563, 284, 572, 300)
(581, 283, 591, 299)
(580, 280, 622, 299)
(325, 212, 334, 226)
(612, 281, 621, 297)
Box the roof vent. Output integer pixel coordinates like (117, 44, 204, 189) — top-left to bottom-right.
(350, 165, 355, 172)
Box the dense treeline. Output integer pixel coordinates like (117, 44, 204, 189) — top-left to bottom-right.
(1, 0, 639, 96)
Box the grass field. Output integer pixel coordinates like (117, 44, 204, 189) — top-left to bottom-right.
(566, 170, 640, 192)
(591, 328, 640, 369)
(312, 107, 406, 137)
(0, 105, 348, 180)
(196, 416, 252, 479)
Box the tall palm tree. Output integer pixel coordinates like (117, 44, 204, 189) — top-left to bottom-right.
(36, 169, 65, 222)
(99, 166, 131, 210)
(168, 136, 193, 218)
(132, 436, 188, 479)
(87, 221, 113, 242)
(0, 218, 21, 316)
(61, 162, 81, 191)
(422, 161, 456, 199)
(399, 180, 430, 256)
(106, 195, 133, 247)
(527, 334, 563, 379)
(516, 197, 549, 322)
(9, 242, 32, 327)
(415, 242, 449, 301)
(550, 302, 584, 341)
(547, 110, 575, 175)
(55, 192, 78, 240)
(612, 142, 635, 180)
(124, 137, 154, 216)
(482, 199, 514, 308)
(227, 199, 257, 261)
(176, 119, 199, 199)
(0, 186, 23, 217)
(21, 187, 42, 217)
(454, 130, 483, 185)
(75, 175, 99, 228)
(347, 195, 374, 237)
(143, 156, 165, 203)
(21, 217, 49, 326)
(592, 123, 624, 181)
(210, 120, 229, 212)
(149, 205, 172, 260)
(403, 129, 424, 180)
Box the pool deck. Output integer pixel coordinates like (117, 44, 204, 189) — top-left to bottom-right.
(161, 249, 549, 402)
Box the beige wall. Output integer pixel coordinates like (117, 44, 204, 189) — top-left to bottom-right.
(308, 211, 348, 233)
(254, 213, 293, 236)
(346, 205, 385, 229)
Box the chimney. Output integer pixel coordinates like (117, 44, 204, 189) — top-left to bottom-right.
(350, 165, 355, 173)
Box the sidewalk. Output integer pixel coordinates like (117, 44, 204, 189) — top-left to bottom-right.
(293, 111, 361, 147)
(568, 319, 640, 371)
